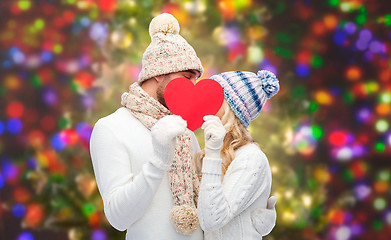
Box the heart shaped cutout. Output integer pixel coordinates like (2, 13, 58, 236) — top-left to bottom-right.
(164, 78, 224, 131)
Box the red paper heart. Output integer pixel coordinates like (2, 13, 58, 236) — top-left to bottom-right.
(164, 78, 224, 131)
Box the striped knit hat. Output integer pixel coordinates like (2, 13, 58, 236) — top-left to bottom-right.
(210, 70, 280, 128)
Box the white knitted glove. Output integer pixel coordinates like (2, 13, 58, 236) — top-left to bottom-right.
(251, 196, 277, 236)
(150, 115, 187, 170)
(202, 115, 226, 159)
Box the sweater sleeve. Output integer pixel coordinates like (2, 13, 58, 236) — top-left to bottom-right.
(89, 120, 165, 231)
(197, 147, 271, 232)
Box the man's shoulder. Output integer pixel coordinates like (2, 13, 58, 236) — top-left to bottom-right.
(95, 107, 132, 124)
(93, 107, 139, 131)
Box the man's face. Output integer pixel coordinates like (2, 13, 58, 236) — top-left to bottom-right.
(156, 70, 199, 108)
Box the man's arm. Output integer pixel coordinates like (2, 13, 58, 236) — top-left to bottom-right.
(90, 121, 165, 231)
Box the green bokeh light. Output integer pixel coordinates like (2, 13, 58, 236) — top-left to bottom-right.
(18, 0, 31, 10)
(275, 47, 293, 59)
(385, 14, 391, 26)
(53, 44, 63, 54)
(312, 126, 323, 139)
(31, 75, 42, 88)
(374, 198, 386, 211)
(35, 19, 45, 29)
(356, 14, 367, 25)
(375, 142, 385, 152)
(59, 116, 72, 129)
(82, 203, 96, 217)
(343, 91, 354, 104)
(311, 56, 323, 68)
(329, 0, 339, 7)
(308, 101, 319, 112)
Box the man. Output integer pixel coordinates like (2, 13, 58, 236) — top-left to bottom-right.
(90, 13, 276, 240)
(90, 13, 204, 239)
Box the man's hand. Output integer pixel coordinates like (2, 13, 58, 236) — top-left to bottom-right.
(150, 115, 187, 170)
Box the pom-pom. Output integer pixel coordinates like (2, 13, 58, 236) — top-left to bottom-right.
(170, 205, 199, 235)
(120, 92, 129, 106)
(257, 70, 280, 99)
(149, 13, 180, 37)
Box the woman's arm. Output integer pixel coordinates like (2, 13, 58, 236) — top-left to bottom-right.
(197, 149, 271, 232)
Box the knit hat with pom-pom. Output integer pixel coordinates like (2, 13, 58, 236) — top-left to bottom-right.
(138, 13, 204, 82)
(210, 70, 280, 128)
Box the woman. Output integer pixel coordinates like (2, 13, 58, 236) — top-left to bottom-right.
(195, 70, 279, 239)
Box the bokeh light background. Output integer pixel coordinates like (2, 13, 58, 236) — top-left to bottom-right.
(1, 0, 391, 239)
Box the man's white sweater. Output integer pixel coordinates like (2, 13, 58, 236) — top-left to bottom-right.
(89, 107, 203, 240)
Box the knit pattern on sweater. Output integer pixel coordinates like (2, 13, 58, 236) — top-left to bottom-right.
(198, 144, 272, 240)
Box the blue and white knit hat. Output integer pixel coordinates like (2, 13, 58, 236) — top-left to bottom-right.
(210, 70, 280, 128)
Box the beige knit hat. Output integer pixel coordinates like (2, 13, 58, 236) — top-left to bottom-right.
(138, 13, 204, 83)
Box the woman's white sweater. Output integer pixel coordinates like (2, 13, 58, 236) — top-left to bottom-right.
(198, 143, 272, 240)
(89, 107, 203, 240)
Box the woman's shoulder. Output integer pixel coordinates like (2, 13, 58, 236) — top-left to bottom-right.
(233, 143, 269, 168)
(224, 143, 270, 179)
(235, 143, 265, 158)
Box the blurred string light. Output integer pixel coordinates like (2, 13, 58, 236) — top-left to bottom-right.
(7, 118, 23, 134)
(247, 44, 264, 64)
(213, 26, 241, 48)
(17, 232, 34, 240)
(302, 194, 312, 207)
(91, 229, 107, 240)
(110, 29, 133, 49)
(345, 66, 362, 81)
(356, 29, 372, 51)
(12, 203, 27, 218)
(335, 225, 354, 240)
(375, 119, 389, 133)
(0, 121, 4, 135)
(315, 90, 333, 105)
(356, 107, 372, 122)
(260, 59, 277, 75)
(89, 22, 108, 42)
(290, 124, 323, 156)
(10, 47, 26, 65)
(354, 183, 371, 200)
(183, 0, 207, 14)
(344, 22, 357, 34)
(374, 198, 387, 211)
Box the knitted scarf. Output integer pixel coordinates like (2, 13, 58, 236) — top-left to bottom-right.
(120, 82, 200, 235)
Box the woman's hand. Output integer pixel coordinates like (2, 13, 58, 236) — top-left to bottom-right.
(202, 115, 226, 159)
(251, 196, 277, 236)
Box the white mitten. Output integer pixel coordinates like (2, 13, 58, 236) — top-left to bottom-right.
(202, 115, 226, 159)
(150, 115, 187, 170)
(251, 196, 277, 236)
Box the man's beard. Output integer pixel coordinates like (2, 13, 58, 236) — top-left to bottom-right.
(156, 83, 168, 109)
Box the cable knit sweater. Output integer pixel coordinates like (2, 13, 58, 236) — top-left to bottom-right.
(198, 143, 272, 240)
(89, 107, 203, 240)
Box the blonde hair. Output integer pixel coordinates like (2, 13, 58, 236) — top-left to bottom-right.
(195, 99, 257, 179)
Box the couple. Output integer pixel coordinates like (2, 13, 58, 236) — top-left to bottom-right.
(89, 13, 278, 240)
